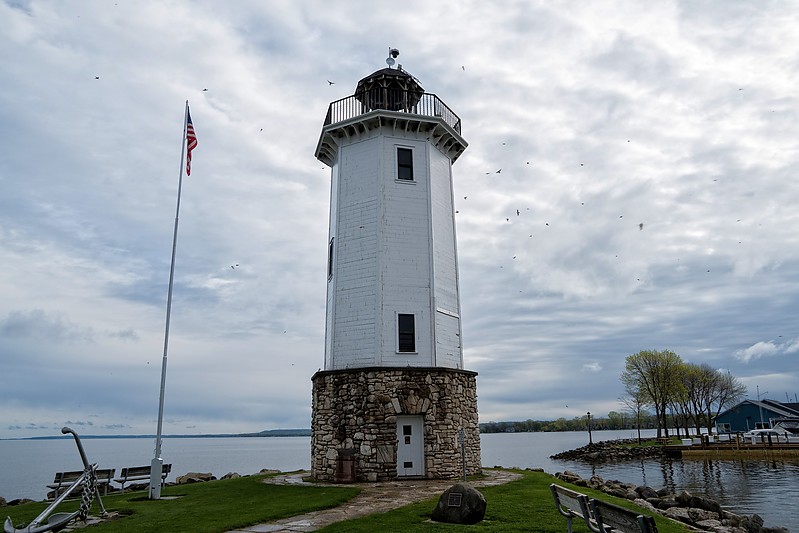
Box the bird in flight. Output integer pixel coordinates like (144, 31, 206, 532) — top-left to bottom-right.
(327, 80, 335, 85)
(95, 76, 99, 80)
(231, 264, 239, 269)
(202, 88, 208, 91)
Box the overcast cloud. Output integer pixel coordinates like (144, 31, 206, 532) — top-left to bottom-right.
(1, 0, 797, 439)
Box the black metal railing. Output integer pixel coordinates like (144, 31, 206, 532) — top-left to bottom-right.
(324, 90, 461, 134)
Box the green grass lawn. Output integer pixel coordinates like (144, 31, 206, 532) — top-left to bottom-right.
(3, 472, 359, 533)
(4, 470, 691, 533)
(318, 470, 691, 533)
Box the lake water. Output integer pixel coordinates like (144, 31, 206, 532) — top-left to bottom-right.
(1, 430, 796, 531)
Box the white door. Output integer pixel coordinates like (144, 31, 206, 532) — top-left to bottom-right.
(396, 415, 424, 477)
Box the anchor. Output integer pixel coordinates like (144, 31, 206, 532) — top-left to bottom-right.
(5, 427, 107, 533)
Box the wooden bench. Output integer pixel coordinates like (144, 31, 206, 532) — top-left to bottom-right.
(589, 498, 658, 533)
(550, 484, 595, 533)
(655, 437, 669, 445)
(47, 468, 115, 498)
(115, 463, 172, 493)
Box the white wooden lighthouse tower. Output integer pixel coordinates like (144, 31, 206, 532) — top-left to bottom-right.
(311, 50, 481, 482)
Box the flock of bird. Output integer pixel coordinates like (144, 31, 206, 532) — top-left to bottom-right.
(198, 77, 735, 307)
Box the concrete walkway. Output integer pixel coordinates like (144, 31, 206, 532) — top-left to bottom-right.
(227, 469, 522, 533)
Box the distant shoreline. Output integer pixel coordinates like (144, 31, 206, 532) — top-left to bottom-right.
(0, 429, 311, 441)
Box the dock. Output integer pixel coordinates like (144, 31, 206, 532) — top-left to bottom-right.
(663, 436, 799, 459)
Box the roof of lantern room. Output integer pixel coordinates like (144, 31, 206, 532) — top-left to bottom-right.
(315, 62, 467, 167)
(354, 66, 424, 94)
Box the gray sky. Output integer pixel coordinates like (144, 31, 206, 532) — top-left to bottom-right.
(1, 0, 797, 439)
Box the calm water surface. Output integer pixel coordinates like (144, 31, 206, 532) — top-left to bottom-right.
(1, 431, 795, 531)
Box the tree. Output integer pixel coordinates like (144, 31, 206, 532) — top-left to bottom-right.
(671, 362, 722, 437)
(667, 363, 692, 438)
(687, 363, 720, 435)
(707, 370, 747, 433)
(621, 350, 684, 438)
(606, 411, 624, 430)
(620, 378, 649, 444)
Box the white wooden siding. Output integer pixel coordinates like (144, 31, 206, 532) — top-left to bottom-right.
(325, 126, 463, 370)
(324, 160, 339, 370)
(328, 138, 379, 368)
(379, 136, 433, 366)
(429, 147, 463, 368)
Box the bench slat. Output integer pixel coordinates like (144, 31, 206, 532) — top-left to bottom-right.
(114, 464, 172, 493)
(47, 468, 115, 498)
(551, 484, 596, 533)
(590, 498, 658, 533)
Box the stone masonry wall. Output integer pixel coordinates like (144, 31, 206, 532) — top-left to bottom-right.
(311, 367, 481, 481)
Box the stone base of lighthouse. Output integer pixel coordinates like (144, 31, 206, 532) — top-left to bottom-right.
(311, 367, 481, 482)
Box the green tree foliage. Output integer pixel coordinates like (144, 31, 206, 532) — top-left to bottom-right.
(684, 363, 719, 434)
(621, 349, 684, 438)
(606, 411, 625, 430)
(477, 355, 747, 437)
(620, 352, 748, 438)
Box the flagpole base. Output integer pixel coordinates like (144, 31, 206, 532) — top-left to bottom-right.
(149, 457, 164, 500)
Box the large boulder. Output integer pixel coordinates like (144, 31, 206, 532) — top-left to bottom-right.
(663, 507, 693, 524)
(676, 490, 722, 514)
(176, 472, 216, 484)
(431, 483, 486, 525)
(636, 486, 660, 500)
(738, 514, 765, 533)
(688, 507, 721, 523)
(5, 499, 34, 506)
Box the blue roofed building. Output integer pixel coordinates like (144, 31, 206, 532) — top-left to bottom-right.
(715, 399, 799, 433)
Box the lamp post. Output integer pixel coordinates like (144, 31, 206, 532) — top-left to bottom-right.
(587, 411, 593, 445)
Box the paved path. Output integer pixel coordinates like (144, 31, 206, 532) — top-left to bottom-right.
(227, 470, 521, 533)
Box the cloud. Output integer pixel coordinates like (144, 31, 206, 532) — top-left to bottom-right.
(64, 420, 95, 427)
(1, 0, 798, 439)
(0, 310, 94, 343)
(581, 362, 603, 373)
(106, 328, 140, 342)
(734, 339, 798, 363)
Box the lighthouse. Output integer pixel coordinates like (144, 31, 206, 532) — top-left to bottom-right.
(311, 50, 481, 481)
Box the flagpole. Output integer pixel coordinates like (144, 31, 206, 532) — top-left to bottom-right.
(150, 100, 189, 499)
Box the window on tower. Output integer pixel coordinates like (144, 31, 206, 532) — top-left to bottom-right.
(397, 313, 416, 352)
(397, 147, 414, 181)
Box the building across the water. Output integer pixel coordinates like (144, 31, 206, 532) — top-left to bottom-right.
(714, 399, 799, 433)
(310, 50, 481, 482)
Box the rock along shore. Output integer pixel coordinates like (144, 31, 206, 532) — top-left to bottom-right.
(550, 439, 790, 533)
(550, 438, 666, 462)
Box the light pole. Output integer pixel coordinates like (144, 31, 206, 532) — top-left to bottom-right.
(587, 411, 593, 445)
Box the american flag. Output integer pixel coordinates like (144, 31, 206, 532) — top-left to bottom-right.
(185, 108, 198, 176)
